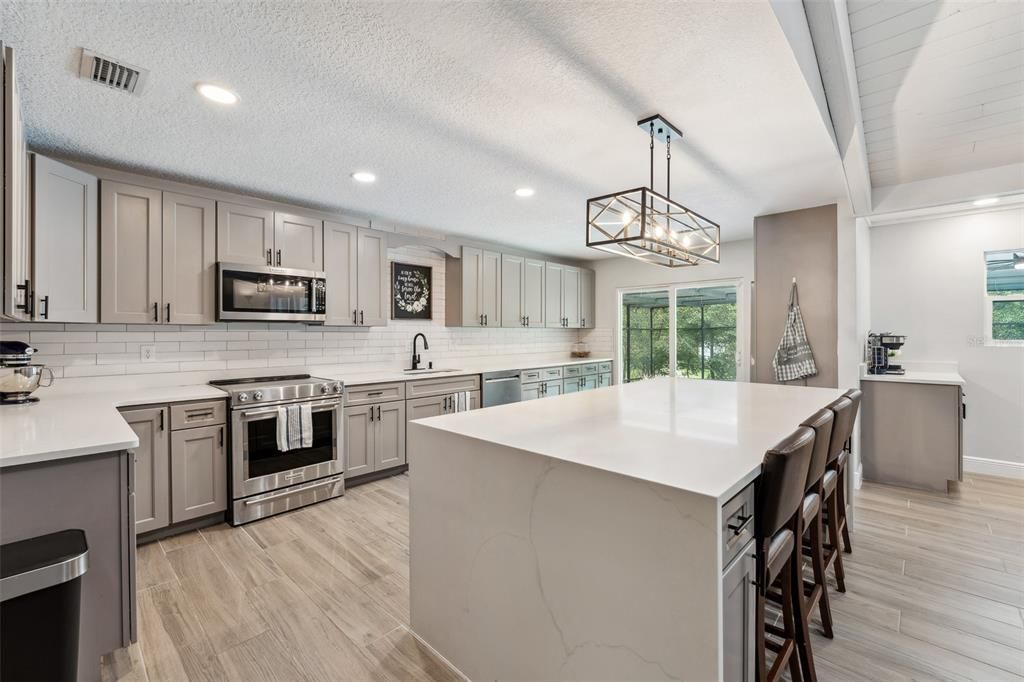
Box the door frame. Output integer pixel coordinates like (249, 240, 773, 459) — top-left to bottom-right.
(616, 277, 749, 384)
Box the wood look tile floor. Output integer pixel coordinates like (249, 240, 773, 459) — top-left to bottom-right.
(101, 473, 1024, 681)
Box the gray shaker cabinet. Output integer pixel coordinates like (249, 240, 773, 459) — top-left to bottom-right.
(170, 424, 227, 523)
(374, 400, 407, 470)
(100, 181, 163, 324)
(356, 227, 388, 327)
(721, 540, 756, 682)
(580, 268, 595, 329)
(562, 265, 581, 328)
(122, 407, 170, 535)
(344, 399, 406, 477)
(274, 211, 323, 270)
(162, 192, 216, 325)
(31, 155, 98, 322)
(544, 262, 564, 328)
(500, 253, 524, 327)
(523, 258, 546, 328)
(216, 202, 275, 266)
(324, 221, 359, 326)
(447, 246, 500, 327)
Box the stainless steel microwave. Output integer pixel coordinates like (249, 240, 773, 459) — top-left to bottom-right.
(217, 263, 326, 322)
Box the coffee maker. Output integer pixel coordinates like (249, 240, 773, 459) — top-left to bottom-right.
(0, 341, 54, 404)
(866, 332, 907, 375)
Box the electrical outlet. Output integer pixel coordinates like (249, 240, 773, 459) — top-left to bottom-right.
(140, 345, 157, 362)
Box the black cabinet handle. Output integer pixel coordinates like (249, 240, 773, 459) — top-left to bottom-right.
(728, 514, 752, 535)
(219, 427, 224, 447)
(266, 249, 272, 265)
(962, 402, 966, 419)
(525, 315, 529, 326)
(369, 405, 374, 422)
(165, 302, 171, 323)
(159, 410, 165, 431)
(377, 405, 381, 421)
(360, 310, 364, 325)
(276, 250, 282, 266)
(153, 302, 158, 322)
(41, 295, 50, 320)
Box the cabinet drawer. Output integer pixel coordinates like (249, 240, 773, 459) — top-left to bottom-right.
(580, 363, 599, 376)
(521, 369, 543, 384)
(541, 367, 563, 381)
(345, 382, 405, 406)
(170, 400, 226, 430)
(406, 374, 481, 399)
(722, 482, 755, 567)
(598, 362, 612, 374)
(563, 365, 581, 378)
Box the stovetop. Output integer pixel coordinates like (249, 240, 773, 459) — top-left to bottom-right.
(209, 374, 343, 408)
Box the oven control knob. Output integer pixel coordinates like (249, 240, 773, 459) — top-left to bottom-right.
(238, 392, 249, 403)
(320, 383, 331, 394)
(333, 383, 342, 393)
(253, 391, 263, 401)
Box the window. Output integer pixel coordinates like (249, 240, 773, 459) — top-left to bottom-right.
(620, 282, 744, 383)
(985, 250, 1024, 343)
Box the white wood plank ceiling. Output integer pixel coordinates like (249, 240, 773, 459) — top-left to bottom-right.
(847, 0, 1024, 188)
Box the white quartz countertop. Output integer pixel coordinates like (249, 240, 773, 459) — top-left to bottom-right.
(412, 377, 844, 501)
(0, 355, 611, 469)
(860, 370, 965, 386)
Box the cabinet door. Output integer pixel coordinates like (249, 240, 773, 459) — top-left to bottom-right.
(581, 375, 598, 391)
(122, 407, 169, 534)
(3, 46, 32, 320)
(406, 395, 446, 421)
(598, 372, 612, 388)
(579, 269, 595, 329)
(523, 258, 545, 327)
(461, 246, 483, 326)
(542, 381, 562, 398)
(356, 228, 388, 326)
(275, 212, 323, 270)
(469, 390, 481, 411)
(170, 424, 227, 523)
(544, 262, 564, 327)
(562, 379, 579, 395)
(562, 266, 581, 328)
(521, 384, 540, 401)
(344, 404, 375, 478)
(722, 542, 756, 682)
(32, 156, 98, 322)
(162, 192, 216, 325)
(100, 181, 163, 324)
(481, 249, 501, 327)
(374, 401, 407, 470)
(500, 254, 524, 327)
(216, 202, 274, 266)
(323, 221, 358, 326)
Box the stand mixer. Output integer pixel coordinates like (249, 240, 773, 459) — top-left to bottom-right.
(0, 341, 54, 404)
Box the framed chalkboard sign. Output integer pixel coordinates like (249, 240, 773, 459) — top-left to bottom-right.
(391, 262, 432, 319)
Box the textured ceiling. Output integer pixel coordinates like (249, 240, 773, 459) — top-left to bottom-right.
(848, 0, 1024, 188)
(2, 0, 845, 258)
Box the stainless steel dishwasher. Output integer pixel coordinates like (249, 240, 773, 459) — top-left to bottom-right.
(482, 370, 522, 407)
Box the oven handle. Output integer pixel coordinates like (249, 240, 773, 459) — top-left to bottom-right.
(243, 476, 343, 505)
(237, 399, 341, 419)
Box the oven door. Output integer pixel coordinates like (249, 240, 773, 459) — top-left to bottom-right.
(218, 262, 325, 322)
(232, 398, 343, 498)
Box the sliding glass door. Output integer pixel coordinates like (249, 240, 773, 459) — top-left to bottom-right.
(620, 281, 745, 383)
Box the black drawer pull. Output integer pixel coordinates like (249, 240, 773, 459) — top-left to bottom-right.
(728, 514, 752, 535)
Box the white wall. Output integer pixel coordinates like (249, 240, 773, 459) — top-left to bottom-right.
(0, 245, 581, 382)
(870, 208, 1024, 467)
(582, 240, 755, 378)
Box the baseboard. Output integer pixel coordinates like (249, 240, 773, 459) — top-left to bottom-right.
(963, 456, 1024, 480)
(854, 464, 863, 490)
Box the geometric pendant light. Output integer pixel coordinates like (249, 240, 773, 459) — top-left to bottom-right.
(586, 114, 721, 267)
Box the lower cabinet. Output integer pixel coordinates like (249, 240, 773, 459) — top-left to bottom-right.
(406, 391, 481, 420)
(522, 380, 560, 400)
(344, 399, 406, 479)
(122, 399, 227, 535)
(721, 540, 756, 682)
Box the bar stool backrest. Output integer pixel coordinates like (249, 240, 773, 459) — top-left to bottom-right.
(824, 396, 855, 465)
(843, 388, 863, 432)
(757, 426, 815, 540)
(800, 408, 834, 492)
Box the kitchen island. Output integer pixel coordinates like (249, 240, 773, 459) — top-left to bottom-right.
(407, 377, 843, 681)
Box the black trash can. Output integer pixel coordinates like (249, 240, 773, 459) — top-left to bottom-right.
(1, 529, 88, 682)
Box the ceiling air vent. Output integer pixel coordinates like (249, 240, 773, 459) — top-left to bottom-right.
(78, 49, 148, 95)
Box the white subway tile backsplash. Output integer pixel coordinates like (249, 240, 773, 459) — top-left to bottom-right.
(31, 331, 96, 343)
(97, 332, 155, 342)
(63, 342, 128, 354)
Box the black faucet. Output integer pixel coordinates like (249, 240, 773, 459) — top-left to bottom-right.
(412, 333, 429, 370)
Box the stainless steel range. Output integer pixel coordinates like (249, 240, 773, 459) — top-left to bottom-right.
(209, 374, 344, 525)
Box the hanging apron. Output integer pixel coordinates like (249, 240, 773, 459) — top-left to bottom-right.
(773, 282, 818, 383)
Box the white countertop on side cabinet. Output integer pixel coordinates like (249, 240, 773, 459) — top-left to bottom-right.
(860, 369, 965, 387)
(412, 376, 844, 501)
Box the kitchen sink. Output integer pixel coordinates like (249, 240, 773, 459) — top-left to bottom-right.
(402, 368, 463, 375)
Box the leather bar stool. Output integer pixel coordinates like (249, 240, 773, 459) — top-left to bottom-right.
(822, 396, 856, 592)
(755, 426, 815, 682)
(835, 388, 862, 554)
(798, 409, 835, 642)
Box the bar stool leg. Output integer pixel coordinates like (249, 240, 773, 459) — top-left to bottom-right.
(780, 559, 804, 682)
(825, 490, 847, 593)
(756, 583, 767, 682)
(790, 523, 818, 682)
(808, 510, 834, 638)
(838, 463, 853, 554)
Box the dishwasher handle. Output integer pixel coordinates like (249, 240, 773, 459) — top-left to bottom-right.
(484, 376, 520, 383)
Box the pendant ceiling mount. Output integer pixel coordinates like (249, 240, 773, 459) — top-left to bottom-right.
(586, 114, 720, 268)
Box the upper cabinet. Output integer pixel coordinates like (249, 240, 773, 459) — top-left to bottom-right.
(523, 258, 546, 328)
(545, 262, 565, 328)
(323, 222, 387, 327)
(3, 44, 32, 320)
(216, 202, 274, 266)
(501, 255, 546, 328)
(579, 268, 594, 329)
(101, 181, 216, 325)
(274, 212, 323, 270)
(32, 156, 98, 322)
(446, 246, 500, 327)
(562, 266, 581, 328)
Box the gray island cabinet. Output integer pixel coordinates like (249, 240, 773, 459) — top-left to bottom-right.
(0, 450, 136, 682)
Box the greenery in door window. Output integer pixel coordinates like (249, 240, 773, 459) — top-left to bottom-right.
(985, 250, 1024, 341)
(622, 296, 671, 381)
(677, 302, 737, 380)
(992, 300, 1024, 340)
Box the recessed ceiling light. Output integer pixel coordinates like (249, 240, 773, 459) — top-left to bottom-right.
(973, 197, 999, 207)
(351, 171, 376, 183)
(514, 188, 535, 198)
(195, 82, 238, 105)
